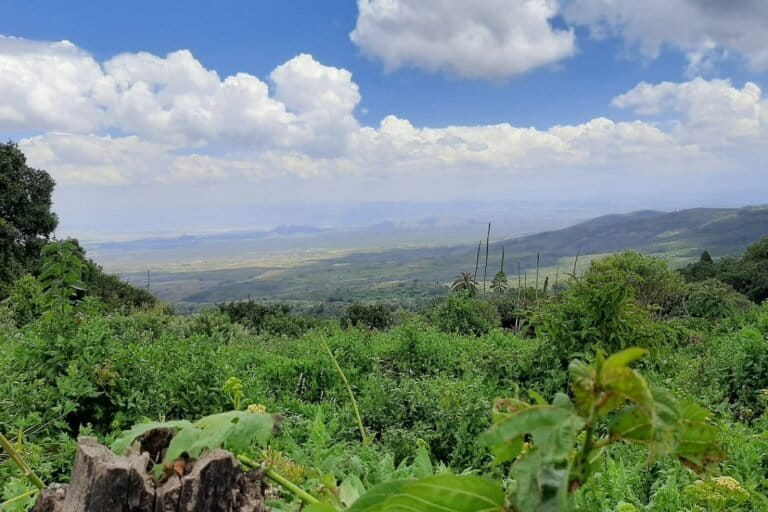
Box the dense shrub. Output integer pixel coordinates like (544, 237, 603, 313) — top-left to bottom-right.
(535, 268, 657, 357)
(489, 287, 538, 330)
(341, 303, 394, 330)
(682, 237, 768, 303)
(683, 279, 752, 319)
(430, 291, 500, 336)
(589, 251, 687, 316)
(3, 273, 43, 326)
(217, 299, 316, 336)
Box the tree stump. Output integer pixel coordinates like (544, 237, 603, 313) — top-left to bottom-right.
(32, 436, 265, 512)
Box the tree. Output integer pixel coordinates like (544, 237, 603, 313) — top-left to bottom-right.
(451, 272, 478, 296)
(0, 143, 58, 294)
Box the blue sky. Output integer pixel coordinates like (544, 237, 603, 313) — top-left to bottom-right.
(2, 0, 768, 239)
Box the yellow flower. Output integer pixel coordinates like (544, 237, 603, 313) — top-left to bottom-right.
(247, 403, 267, 414)
(712, 476, 748, 496)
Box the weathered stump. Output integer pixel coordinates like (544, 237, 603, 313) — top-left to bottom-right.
(32, 437, 265, 512)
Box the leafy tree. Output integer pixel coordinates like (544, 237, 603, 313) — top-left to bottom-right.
(536, 268, 650, 355)
(588, 251, 686, 316)
(0, 143, 58, 294)
(217, 299, 315, 337)
(684, 279, 751, 320)
(341, 303, 394, 330)
(431, 291, 499, 336)
(682, 237, 768, 303)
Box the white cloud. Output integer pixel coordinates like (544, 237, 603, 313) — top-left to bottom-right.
(613, 78, 767, 146)
(0, 37, 107, 132)
(563, 0, 768, 73)
(350, 0, 576, 79)
(3, 35, 766, 195)
(19, 133, 170, 185)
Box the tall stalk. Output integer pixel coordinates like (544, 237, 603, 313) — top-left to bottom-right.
(0, 431, 44, 490)
(573, 249, 581, 276)
(535, 253, 540, 298)
(473, 241, 481, 280)
(483, 223, 491, 293)
(238, 454, 319, 505)
(319, 336, 368, 444)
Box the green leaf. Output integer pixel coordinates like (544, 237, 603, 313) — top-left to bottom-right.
(603, 348, 648, 369)
(347, 475, 504, 512)
(674, 401, 723, 472)
(111, 412, 274, 467)
(110, 420, 193, 455)
(69, 280, 87, 291)
(339, 475, 366, 507)
(598, 366, 654, 416)
(481, 406, 572, 447)
(165, 411, 274, 462)
(304, 505, 339, 512)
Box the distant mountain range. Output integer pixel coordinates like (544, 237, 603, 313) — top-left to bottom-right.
(120, 205, 768, 308)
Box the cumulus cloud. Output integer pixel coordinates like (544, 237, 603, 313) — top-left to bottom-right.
(613, 78, 767, 147)
(0, 36, 356, 150)
(563, 0, 768, 73)
(350, 0, 576, 79)
(3, 35, 767, 191)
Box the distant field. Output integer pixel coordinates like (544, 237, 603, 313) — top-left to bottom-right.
(119, 205, 768, 311)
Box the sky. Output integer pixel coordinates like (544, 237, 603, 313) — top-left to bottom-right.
(1, 0, 768, 240)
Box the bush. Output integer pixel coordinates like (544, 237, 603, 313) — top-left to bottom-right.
(682, 237, 768, 304)
(720, 327, 768, 418)
(341, 303, 394, 330)
(489, 287, 538, 330)
(535, 267, 653, 356)
(589, 251, 687, 316)
(430, 291, 500, 337)
(4, 274, 43, 326)
(217, 300, 315, 337)
(683, 279, 752, 320)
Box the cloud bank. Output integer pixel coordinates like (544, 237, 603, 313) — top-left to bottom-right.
(0, 35, 765, 210)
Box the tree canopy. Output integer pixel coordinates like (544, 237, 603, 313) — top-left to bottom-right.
(0, 143, 58, 294)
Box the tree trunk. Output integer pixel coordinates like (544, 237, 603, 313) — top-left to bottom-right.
(32, 437, 265, 512)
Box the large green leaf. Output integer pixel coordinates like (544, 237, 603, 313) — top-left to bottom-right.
(165, 411, 274, 462)
(603, 348, 648, 369)
(674, 401, 723, 471)
(346, 475, 504, 512)
(110, 412, 274, 466)
(110, 420, 193, 455)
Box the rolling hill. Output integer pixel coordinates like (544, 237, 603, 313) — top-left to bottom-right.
(122, 205, 768, 310)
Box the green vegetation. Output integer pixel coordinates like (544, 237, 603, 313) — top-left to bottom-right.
(124, 205, 768, 311)
(4, 240, 768, 510)
(3, 146, 768, 510)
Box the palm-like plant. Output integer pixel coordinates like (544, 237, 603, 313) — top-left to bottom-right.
(491, 271, 508, 293)
(490, 246, 508, 293)
(451, 272, 478, 295)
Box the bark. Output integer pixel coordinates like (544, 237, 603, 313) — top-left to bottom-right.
(32, 436, 265, 512)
